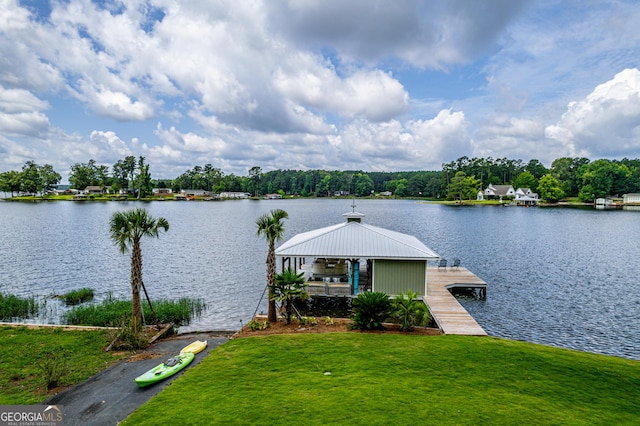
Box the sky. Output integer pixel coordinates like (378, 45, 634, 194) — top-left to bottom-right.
(1, 0, 640, 183)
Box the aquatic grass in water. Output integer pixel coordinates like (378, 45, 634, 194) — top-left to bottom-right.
(0, 293, 40, 320)
(63, 299, 131, 327)
(62, 287, 95, 305)
(153, 298, 206, 325)
(63, 297, 206, 327)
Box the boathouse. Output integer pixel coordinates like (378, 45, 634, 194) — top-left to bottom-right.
(275, 210, 440, 297)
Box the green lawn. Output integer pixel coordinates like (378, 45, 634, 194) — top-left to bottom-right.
(124, 333, 639, 425)
(0, 326, 129, 404)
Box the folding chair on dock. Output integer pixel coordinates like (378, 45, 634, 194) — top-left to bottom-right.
(450, 258, 461, 270)
(437, 258, 447, 270)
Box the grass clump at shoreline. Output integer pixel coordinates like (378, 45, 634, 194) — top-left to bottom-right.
(0, 326, 129, 404)
(123, 333, 640, 425)
(61, 288, 95, 305)
(0, 293, 40, 321)
(63, 297, 205, 327)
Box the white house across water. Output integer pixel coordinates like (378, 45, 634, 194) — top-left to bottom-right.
(275, 210, 440, 297)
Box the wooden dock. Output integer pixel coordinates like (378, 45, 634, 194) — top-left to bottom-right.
(424, 267, 488, 336)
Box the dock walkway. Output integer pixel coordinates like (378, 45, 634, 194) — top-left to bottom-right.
(424, 267, 487, 336)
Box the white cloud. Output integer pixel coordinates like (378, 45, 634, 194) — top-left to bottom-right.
(545, 68, 640, 158)
(155, 123, 225, 154)
(275, 62, 408, 122)
(0, 86, 50, 137)
(333, 109, 471, 171)
(472, 115, 570, 164)
(84, 85, 156, 121)
(88, 130, 132, 158)
(0, 111, 50, 137)
(0, 86, 49, 113)
(406, 109, 472, 166)
(0, 0, 64, 91)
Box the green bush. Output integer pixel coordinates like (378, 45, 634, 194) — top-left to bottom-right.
(248, 320, 269, 331)
(271, 267, 308, 324)
(62, 288, 95, 305)
(38, 346, 68, 389)
(390, 290, 432, 331)
(108, 318, 150, 350)
(351, 291, 391, 330)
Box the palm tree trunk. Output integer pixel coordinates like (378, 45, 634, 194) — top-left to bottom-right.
(131, 240, 143, 329)
(267, 242, 277, 323)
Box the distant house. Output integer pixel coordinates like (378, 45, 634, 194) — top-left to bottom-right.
(153, 188, 173, 196)
(181, 189, 210, 197)
(84, 185, 110, 195)
(379, 191, 392, 197)
(483, 184, 538, 205)
(219, 192, 249, 199)
(595, 197, 622, 209)
(50, 185, 74, 195)
(334, 190, 350, 197)
(623, 193, 640, 204)
(514, 188, 539, 206)
(484, 184, 516, 200)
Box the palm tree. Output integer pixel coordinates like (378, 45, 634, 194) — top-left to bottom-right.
(256, 208, 288, 322)
(109, 208, 169, 330)
(272, 267, 308, 324)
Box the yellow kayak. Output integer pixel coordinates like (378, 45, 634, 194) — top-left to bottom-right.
(180, 340, 207, 356)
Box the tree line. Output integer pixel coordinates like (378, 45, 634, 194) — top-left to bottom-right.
(2, 155, 640, 202)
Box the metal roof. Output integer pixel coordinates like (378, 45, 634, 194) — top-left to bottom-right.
(275, 221, 440, 260)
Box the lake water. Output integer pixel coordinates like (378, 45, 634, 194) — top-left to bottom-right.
(0, 199, 638, 361)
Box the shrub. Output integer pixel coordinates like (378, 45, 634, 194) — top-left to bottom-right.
(299, 316, 318, 326)
(248, 320, 270, 331)
(107, 318, 150, 350)
(38, 346, 68, 389)
(390, 290, 432, 331)
(271, 268, 308, 324)
(351, 292, 391, 330)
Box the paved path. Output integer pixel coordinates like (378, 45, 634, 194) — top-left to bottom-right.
(46, 332, 231, 426)
(424, 267, 488, 336)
